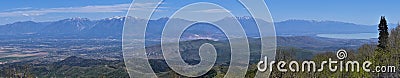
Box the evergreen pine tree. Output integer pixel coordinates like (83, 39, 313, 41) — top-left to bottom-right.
(378, 16, 389, 50)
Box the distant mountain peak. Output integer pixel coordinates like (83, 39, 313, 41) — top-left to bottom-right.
(282, 19, 320, 23)
(156, 17, 170, 21)
(236, 16, 253, 20)
(7, 21, 37, 25)
(105, 16, 125, 21)
(281, 19, 357, 24)
(219, 16, 254, 21)
(66, 17, 90, 21)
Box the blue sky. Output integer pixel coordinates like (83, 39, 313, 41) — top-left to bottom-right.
(0, 0, 399, 25)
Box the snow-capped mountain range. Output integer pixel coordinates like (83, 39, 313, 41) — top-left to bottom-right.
(0, 16, 395, 39)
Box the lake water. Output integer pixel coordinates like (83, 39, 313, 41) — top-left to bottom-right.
(316, 33, 378, 39)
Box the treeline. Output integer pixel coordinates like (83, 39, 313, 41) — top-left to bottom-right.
(0, 56, 129, 77)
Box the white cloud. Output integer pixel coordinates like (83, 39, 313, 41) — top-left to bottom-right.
(0, 3, 166, 17)
(129, 2, 168, 12)
(4, 7, 34, 11)
(192, 8, 229, 13)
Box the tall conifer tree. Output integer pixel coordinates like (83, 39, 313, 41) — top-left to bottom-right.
(378, 16, 389, 50)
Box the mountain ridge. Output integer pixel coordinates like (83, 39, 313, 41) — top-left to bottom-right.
(0, 16, 393, 39)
